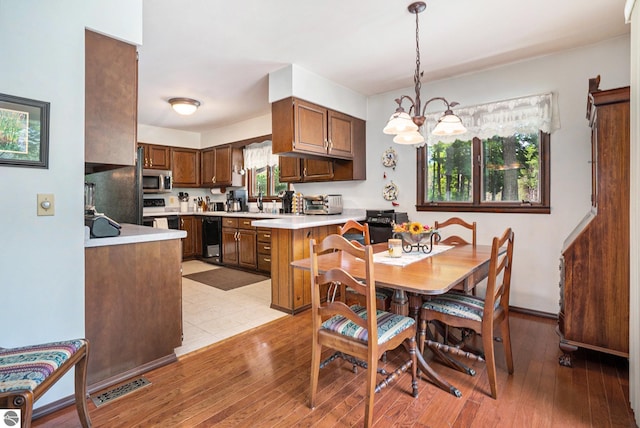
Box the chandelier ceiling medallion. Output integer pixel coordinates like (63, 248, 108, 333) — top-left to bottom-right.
(383, 1, 467, 145)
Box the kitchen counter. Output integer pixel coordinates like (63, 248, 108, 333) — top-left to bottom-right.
(251, 209, 366, 230)
(84, 223, 186, 248)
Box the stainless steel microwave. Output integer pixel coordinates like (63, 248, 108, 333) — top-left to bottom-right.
(142, 169, 172, 193)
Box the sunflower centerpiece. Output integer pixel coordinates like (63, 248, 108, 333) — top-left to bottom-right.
(392, 221, 440, 253)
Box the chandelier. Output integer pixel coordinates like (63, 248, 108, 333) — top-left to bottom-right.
(383, 2, 467, 145)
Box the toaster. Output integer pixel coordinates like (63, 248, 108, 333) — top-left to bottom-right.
(303, 194, 343, 215)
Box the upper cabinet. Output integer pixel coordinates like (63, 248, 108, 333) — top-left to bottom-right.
(85, 30, 138, 169)
(171, 147, 200, 187)
(272, 97, 363, 160)
(272, 97, 366, 182)
(138, 143, 171, 170)
(200, 145, 244, 189)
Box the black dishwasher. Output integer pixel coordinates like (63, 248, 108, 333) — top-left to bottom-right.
(202, 216, 222, 265)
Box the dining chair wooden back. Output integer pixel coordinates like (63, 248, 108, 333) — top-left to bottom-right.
(419, 227, 515, 399)
(336, 220, 391, 310)
(309, 234, 418, 427)
(337, 219, 371, 246)
(0, 339, 91, 428)
(435, 217, 477, 246)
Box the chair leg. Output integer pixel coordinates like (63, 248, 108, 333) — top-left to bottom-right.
(482, 323, 498, 399)
(309, 342, 322, 409)
(74, 347, 92, 428)
(364, 356, 377, 428)
(501, 318, 514, 375)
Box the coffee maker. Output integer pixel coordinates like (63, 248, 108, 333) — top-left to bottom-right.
(226, 189, 248, 212)
(281, 190, 295, 213)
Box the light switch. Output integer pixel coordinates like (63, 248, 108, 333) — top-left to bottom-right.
(37, 193, 55, 216)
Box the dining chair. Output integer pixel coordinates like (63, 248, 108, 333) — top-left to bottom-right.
(435, 217, 477, 246)
(309, 234, 418, 427)
(0, 339, 91, 428)
(336, 220, 391, 311)
(418, 227, 514, 399)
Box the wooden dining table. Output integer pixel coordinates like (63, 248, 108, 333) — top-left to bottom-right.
(291, 241, 496, 397)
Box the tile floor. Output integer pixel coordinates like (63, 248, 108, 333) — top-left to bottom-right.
(176, 260, 288, 356)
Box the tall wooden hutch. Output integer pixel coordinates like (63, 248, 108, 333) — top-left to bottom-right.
(558, 77, 630, 365)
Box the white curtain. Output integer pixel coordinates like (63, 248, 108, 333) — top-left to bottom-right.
(423, 92, 560, 146)
(243, 140, 279, 169)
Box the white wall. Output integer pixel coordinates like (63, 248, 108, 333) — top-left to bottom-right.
(0, 0, 142, 407)
(297, 36, 630, 314)
(138, 123, 201, 149)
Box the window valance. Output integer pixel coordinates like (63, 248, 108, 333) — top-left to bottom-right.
(423, 92, 560, 145)
(243, 140, 279, 169)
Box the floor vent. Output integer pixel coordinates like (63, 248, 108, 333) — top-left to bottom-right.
(91, 376, 151, 407)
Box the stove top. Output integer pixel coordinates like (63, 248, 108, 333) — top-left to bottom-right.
(143, 198, 168, 214)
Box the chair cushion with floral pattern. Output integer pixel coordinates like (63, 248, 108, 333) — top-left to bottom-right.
(321, 305, 415, 344)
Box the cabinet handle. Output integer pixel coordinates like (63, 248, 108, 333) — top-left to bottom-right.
(264, 246, 271, 250)
(264, 233, 270, 238)
(180, 218, 184, 227)
(303, 167, 307, 177)
(212, 176, 216, 183)
(328, 140, 333, 152)
(264, 258, 271, 262)
(323, 139, 329, 150)
(243, 221, 251, 226)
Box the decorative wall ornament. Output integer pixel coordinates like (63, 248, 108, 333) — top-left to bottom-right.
(383, 181, 399, 201)
(382, 147, 398, 169)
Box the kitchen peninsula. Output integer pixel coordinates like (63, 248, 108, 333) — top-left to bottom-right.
(252, 209, 365, 314)
(84, 224, 186, 391)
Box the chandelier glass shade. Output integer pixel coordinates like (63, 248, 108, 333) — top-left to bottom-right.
(383, 2, 466, 144)
(169, 97, 201, 115)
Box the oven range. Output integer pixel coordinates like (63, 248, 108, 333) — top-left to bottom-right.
(142, 198, 179, 229)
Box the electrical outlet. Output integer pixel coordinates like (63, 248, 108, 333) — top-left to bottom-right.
(169, 196, 177, 205)
(37, 193, 55, 216)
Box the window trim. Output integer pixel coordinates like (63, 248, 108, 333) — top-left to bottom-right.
(416, 132, 550, 214)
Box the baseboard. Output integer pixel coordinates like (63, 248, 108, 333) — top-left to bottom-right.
(510, 305, 557, 319)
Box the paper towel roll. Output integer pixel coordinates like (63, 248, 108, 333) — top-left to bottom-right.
(153, 218, 169, 229)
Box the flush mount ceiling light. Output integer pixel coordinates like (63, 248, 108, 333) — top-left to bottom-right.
(383, 2, 467, 145)
(168, 97, 201, 115)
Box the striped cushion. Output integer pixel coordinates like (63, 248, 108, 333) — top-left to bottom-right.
(0, 339, 86, 392)
(422, 293, 486, 322)
(345, 287, 391, 301)
(321, 305, 415, 344)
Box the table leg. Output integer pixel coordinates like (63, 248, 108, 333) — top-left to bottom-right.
(391, 289, 462, 397)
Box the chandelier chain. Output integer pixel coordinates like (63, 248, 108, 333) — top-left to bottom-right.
(414, 10, 422, 115)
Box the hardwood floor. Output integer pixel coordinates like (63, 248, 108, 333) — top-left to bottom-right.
(34, 312, 636, 427)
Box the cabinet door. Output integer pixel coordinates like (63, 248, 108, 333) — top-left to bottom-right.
(279, 156, 302, 182)
(214, 146, 232, 185)
(200, 148, 216, 186)
(85, 30, 137, 167)
(172, 148, 200, 187)
(327, 110, 354, 159)
(294, 100, 328, 156)
(238, 229, 257, 269)
(180, 216, 195, 258)
(222, 227, 238, 265)
(303, 158, 334, 181)
(147, 145, 171, 170)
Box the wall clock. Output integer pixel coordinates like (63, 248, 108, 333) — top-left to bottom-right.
(383, 181, 399, 201)
(382, 147, 397, 169)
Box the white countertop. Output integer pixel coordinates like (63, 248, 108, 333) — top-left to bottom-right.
(84, 223, 186, 248)
(251, 209, 366, 230)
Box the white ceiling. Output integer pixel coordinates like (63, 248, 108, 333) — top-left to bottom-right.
(138, 0, 630, 134)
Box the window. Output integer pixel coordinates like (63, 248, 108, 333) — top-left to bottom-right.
(244, 140, 288, 198)
(417, 93, 556, 213)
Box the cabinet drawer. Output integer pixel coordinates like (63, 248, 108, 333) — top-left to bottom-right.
(257, 241, 271, 255)
(257, 254, 271, 273)
(257, 228, 272, 243)
(238, 218, 255, 230)
(222, 218, 238, 228)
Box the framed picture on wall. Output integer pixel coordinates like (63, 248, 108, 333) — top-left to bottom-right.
(0, 93, 50, 169)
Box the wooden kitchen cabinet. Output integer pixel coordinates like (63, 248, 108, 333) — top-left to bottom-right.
(270, 225, 332, 314)
(138, 143, 171, 170)
(172, 148, 200, 187)
(222, 217, 257, 270)
(558, 80, 629, 364)
(180, 215, 202, 259)
(85, 30, 138, 169)
(85, 239, 182, 389)
(272, 97, 362, 160)
(257, 228, 272, 273)
(200, 145, 244, 189)
(279, 156, 334, 182)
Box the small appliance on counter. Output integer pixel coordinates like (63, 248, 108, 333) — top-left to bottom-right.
(303, 194, 343, 215)
(280, 190, 295, 213)
(84, 182, 122, 238)
(226, 189, 248, 212)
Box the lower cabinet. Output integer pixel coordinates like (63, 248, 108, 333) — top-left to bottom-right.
(222, 217, 257, 270)
(257, 228, 272, 273)
(85, 239, 182, 389)
(180, 215, 202, 259)
(270, 225, 333, 314)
